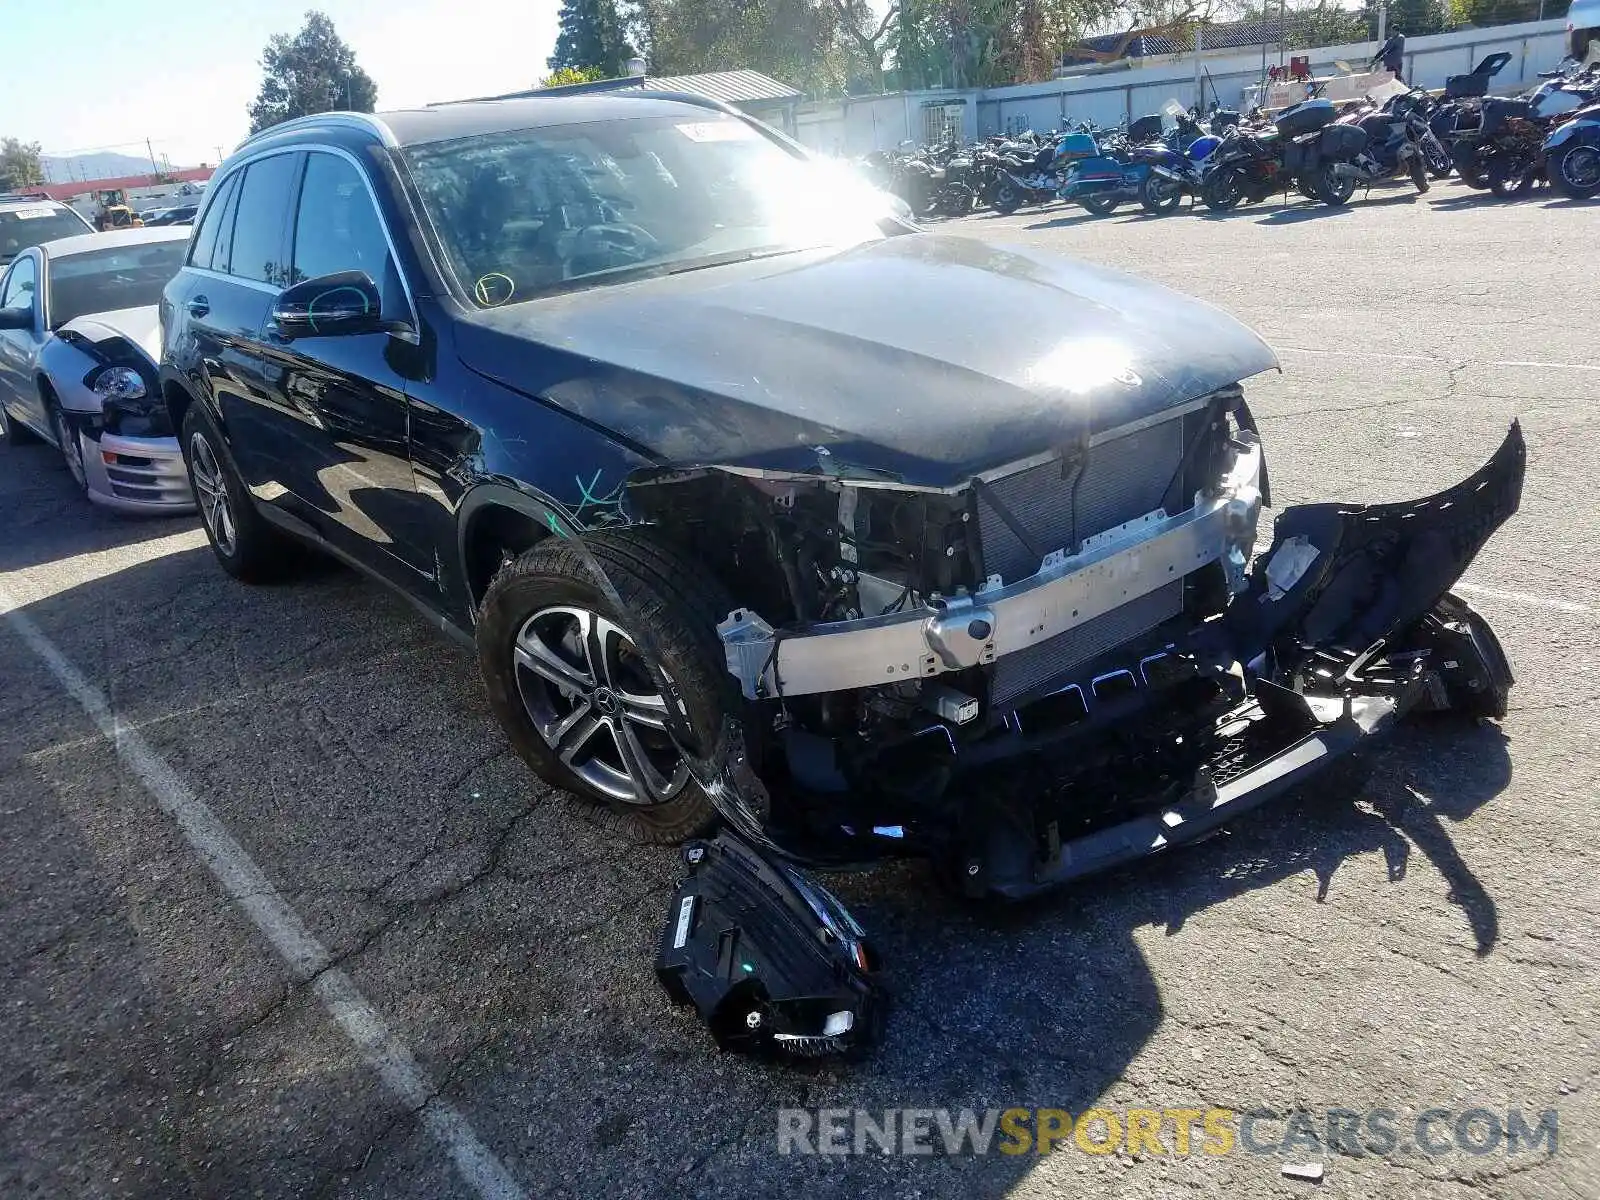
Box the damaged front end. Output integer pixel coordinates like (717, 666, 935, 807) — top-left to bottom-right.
(639, 400, 1523, 1055)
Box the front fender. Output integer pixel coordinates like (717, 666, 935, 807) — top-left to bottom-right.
(1545, 118, 1600, 152)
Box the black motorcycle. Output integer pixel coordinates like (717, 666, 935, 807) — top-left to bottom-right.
(1308, 90, 1434, 205)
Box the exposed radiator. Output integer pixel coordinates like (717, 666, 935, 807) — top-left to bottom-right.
(989, 581, 1182, 708)
(977, 414, 1191, 708)
(976, 417, 1186, 585)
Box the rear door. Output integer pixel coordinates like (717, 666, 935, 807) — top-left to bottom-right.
(171, 153, 301, 498)
(248, 148, 431, 584)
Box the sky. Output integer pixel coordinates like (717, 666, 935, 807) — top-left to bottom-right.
(6, 1, 562, 169)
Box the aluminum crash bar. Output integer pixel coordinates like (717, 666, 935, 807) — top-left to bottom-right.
(718, 437, 1263, 700)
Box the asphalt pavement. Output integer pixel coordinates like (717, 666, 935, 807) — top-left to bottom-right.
(2, 179, 1597, 1200)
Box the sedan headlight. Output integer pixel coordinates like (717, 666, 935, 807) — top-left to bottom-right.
(91, 365, 148, 400)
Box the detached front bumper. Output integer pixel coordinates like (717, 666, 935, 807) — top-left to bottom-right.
(81, 431, 195, 514)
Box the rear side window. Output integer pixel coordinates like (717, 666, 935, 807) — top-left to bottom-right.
(227, 153, 299, 286)
(188, 171, 240, 270)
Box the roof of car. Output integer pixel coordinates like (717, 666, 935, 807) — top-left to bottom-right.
(0, 197, 74, 212)
(39, 226, 190, 258)
(239, 93, 737, 153)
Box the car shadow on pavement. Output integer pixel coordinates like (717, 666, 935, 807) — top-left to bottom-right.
(1, 511, 1515, 1198)
(0, 442, 198, 577)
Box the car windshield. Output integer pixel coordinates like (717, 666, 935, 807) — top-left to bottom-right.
(402, 114, 892, 307)
(1, 207, 91, 265)
(46, 240, 186, 327)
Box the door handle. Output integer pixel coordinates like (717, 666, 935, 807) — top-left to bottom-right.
(187, 296, 210, 318)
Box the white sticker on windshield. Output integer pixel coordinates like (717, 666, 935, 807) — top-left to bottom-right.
(676, 121, 758, 142)
(11, 207, 55, 220)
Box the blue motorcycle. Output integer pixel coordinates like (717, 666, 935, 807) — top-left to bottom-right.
(1059, 115, 1165, 216)
(1544, 101, 1600, 198)
(1137, 116, 1224, 215)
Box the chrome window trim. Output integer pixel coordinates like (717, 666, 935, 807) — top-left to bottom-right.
(187, 142, 420, 337)
(235, 112, 398, 153)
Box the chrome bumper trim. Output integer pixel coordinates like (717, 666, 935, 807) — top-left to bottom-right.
(719, 438, 1262, 699)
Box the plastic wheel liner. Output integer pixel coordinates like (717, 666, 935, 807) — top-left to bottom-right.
(546, 421, 1524, 1058)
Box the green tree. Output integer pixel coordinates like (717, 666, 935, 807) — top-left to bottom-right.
(549, 0, 635, 76)
(1361, 0, 1449, 38)
(247, 11, 378, 135)
(0, 138, 44, 192)
(541, 65, 610, 87)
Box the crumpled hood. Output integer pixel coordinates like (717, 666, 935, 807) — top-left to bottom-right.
(57, 305, 160, 366)
(455, 234, 1278, 488)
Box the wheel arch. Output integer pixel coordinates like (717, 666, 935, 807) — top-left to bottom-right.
(458, 484, 566, 614)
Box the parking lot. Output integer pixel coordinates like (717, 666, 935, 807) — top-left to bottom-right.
(2, 180, 1597, 1200)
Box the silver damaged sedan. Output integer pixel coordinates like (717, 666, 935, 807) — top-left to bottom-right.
(0, 227, 194, 513)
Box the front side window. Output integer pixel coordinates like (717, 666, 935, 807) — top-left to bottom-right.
(46, 240, 187, 327)
(189, 171, 240, 270)
(227, 153, 299, 285)
(290, 152, 393, 286)
(402, 114, 891, 307)
(1, 256, 36, 310)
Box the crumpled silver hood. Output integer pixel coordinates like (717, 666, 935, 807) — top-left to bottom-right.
(58, 305, 160, 365)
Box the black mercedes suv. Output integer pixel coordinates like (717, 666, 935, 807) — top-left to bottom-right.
(160, 94, 1521, 903)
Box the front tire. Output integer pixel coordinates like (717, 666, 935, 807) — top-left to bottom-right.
(477, 530, 738, 844)
(991, 183, 1022, 215)
(47, 397, 89, 496)
(1201, 167, 1245, 211)
(1079, 194, 1121, 216)
(1548, 142, 1600, 199)
(1409, 153, 1431, 194)
(181, 404, 296, 582)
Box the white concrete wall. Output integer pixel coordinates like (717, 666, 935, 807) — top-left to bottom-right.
(792, 17, 1572, 153)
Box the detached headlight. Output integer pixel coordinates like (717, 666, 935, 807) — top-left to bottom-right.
(92, 365, 147, 401)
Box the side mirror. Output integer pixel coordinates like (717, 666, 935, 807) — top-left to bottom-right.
(271, 270, 388, 340)
(0, 305, 31, 330)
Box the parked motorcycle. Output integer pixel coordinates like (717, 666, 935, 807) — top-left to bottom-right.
(1544, 101, 1600, 197)
(1201, 99, 1334, 211)
(1309, 90, 1433, 204)
(1059, 115, 1165, 216)
(1138, 111, 1224, 214)
(1451, 65, 1600, 188)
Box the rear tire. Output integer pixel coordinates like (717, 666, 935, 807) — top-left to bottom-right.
(1080, 195, 1121, 216)
(477, 530, 738, 844)
(1488, 152, 1537, 198)
(1138, 173, 1183, 215)
(991, 183, 1022, 215)
(181, 404, 298, 582)
(1548, 142, 1600, 199)
(1313, 163, 1355, 206)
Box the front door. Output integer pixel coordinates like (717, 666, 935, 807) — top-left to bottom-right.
(248, 149, 432, 587)
(0, 253, 45, 434)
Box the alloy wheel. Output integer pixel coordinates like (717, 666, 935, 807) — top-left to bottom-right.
(514, 605, 689, 806)
(1560, 145, 1600, 193)
(188, 431, 237, 556)
(53, 407, 87, 491)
